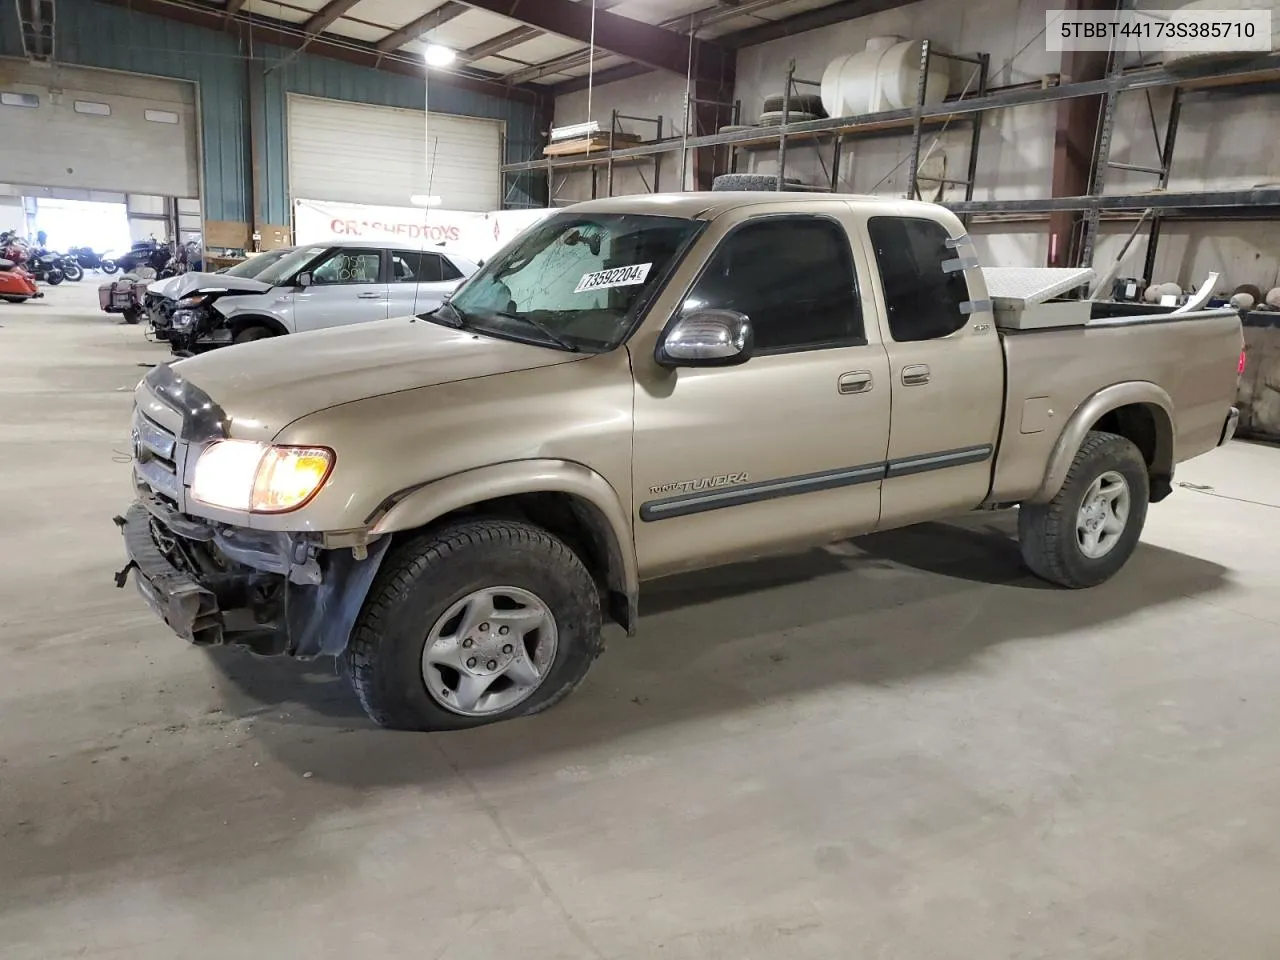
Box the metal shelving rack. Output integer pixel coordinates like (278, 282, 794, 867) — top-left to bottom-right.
(502, 50, 1280, 267)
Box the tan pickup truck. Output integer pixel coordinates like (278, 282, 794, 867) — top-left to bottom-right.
(117, 192, 1243, 731)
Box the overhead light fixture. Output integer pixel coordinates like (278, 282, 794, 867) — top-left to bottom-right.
(410, 195, 443, 207)
(549, 120, 600, 142)
(423, 44, 456, 68)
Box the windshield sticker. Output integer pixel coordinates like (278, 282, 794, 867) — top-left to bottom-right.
(574, 263, 653, 294)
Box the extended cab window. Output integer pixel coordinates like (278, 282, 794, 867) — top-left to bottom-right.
(391, 250, 458, 283)
(867, 216, 969, 342)
(684, 217, 863, 353)
(310, 249, 382, 285)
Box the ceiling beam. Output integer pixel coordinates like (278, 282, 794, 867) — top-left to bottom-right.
(224, 0, 246, 16)
(375, 1, 468, 53)
(719, 0, 919, 47)
(95, 0, 544, 105)
(302, 0, 363, 36)
(460, 0, 626, 64)
(452, 0, 730, 80)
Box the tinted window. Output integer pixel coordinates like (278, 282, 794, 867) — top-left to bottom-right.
(311, 248, 381, 285)
(391, 250, 443, 283)
(682, 217, 863, 354)
(867, 216, 969, 342)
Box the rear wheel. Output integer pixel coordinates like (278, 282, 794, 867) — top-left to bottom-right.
(45, 269, 64, 286)
(1018, 430, 1150, 588)
(2, 295, 30, 304)
(101, 259, 119, 275)
(233, 325, 274, 345)
(62, 262, 83, 282)
(343, 518, 604, 731)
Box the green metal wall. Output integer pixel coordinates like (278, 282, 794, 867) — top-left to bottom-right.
(0, 0, 541, 224)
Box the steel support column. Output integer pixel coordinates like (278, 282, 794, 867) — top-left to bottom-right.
(1047, 0, 1115, 266)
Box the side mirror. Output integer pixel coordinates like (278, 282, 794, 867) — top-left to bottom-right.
(657, 310, 754, 368)
(296, 271, 312, 288)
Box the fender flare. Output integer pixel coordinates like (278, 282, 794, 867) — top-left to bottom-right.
(1028, 381, 1176, 504)
(369, 459, 639, 631)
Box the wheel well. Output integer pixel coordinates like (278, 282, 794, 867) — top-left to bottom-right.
(228, 314, 287, 337)
(396, 492, 633, 633)
(1091, 402, 1174, 501)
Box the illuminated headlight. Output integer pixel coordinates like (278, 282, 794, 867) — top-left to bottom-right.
(190, 440, 335, 513)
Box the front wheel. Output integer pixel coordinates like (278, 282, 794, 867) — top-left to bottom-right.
(343, 518, 604, 731)
(101, 259, 119, 275)
(44, 269, 64, 286)
(1018, 430, 1150, 588)
(233, 326, 273, 345)
(62, 262, 83, 282)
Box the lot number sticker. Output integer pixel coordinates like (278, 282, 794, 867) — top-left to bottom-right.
(575, 263, 652, 294)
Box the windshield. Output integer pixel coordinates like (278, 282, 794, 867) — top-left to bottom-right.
(441, 213, 700, 351)
(254, 245, 330, 287)
(223, 249, 290, 279)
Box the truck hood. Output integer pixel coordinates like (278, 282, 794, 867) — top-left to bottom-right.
(168, 317, 585, 441)
(154, 272, 273, 301)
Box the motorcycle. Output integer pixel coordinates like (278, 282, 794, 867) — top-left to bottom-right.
(0, 257, 41, 303)
(25, 249, 67, 285)
(68, 246, 112, 272)
(112, 239, 172, 277)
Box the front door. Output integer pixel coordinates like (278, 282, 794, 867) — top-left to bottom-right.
(864, 215, 1004, 526)
(632, 212, 891, 579)
(293, 246, 388, 331)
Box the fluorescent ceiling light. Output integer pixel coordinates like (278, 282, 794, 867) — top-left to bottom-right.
(550, 120, 600, 142)
(423, 44, 456, 67)
(410, 195, 442, 207)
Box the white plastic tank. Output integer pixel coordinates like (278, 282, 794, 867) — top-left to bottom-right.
(1162, 0, 1280, 70)
(820, 37, 951, 119)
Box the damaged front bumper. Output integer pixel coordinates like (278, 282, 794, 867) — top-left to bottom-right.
(115, 498, 390, 659)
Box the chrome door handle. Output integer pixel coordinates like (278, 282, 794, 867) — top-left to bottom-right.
(901, 364, 931, 386)
(356, 291, 383, 299)
(838, 370, 874, 394)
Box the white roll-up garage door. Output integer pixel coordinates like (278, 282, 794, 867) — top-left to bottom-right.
(0, 58, 198, 197)
(287, 94, 501, 212)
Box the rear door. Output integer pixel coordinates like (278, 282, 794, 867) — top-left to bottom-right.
(863, 213, 1004, 526)
(386, 249, 464, 317)
(293, 246, 388, 331)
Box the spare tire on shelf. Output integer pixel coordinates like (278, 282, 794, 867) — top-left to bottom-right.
(761, 93, 826, 116)
(718, 124, 757, 134)
(757, 110, 820, 126)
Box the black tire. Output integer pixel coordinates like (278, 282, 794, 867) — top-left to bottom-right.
(1018, 430, 1150, 588)
(62, 262, 83, 282)
(45, 270, 64, 286)
(2, 295, 30, 304)
(343, 518, 604, 731)
(101, 259, 119, 275)
(761, 93, 826, 116)
(233, 326, 273, 345)
(122, 306, 142, 325)
(757, 110, 820, 126)
(712, 173, 805, 192)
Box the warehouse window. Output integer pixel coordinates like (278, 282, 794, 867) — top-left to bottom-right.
(74, 100, 111, 117)
(144, 109, 179, 124)
(867, 216, 970, 342)
(682, 216, 864, 354)
(1, 92, 39, 108)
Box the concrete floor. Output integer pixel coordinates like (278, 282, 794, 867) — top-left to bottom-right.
(2, 283, 1280, 959)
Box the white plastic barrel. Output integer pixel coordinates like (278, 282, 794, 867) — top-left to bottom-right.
(820, 37, 951, 119)
(1162, 0, 1280, 70)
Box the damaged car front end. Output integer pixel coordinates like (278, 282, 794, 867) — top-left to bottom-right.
(115, 364, 389, 658)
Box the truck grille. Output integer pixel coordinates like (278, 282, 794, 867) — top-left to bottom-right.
(132, 410, 182, 504)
